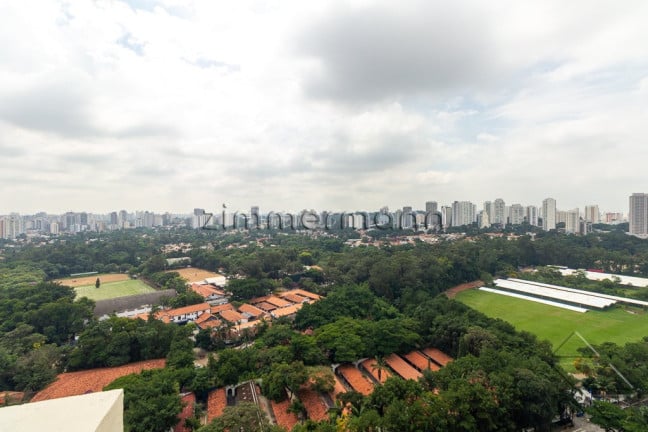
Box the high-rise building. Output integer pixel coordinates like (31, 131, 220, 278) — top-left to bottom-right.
(629, 193, 648, 236)
(509, 204, 525, 225)
(483, 201, 493, 227)
(402, 206, 414, 229)
(584, 205, 600, 224)
(605, 212, 623, 224)
(565, 209, 580, 234)
(525, 205, 539, 226)
(441, 206, 452, 228)
(542, 198, 556, 231)
(493, 198, 505, 225)
(451, 201, 475, 227)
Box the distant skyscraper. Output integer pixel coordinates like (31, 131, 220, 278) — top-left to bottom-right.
(584, 205, 600, 224)
(565, 209, 580, 234)
(629, 193, 648, 236)
(483, 201, 493, 226)
(451, 201, 475, 227)
(493, 198, 505, 225)
(509, 204, 524, 225)
(526, 205, 539, 226)
(441, 206, 452, 228)
(402, 206, 414, 229)
(542, 198, 556, 231)
(425, 201, 438, 214)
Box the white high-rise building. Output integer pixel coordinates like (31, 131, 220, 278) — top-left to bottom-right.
(565, 208, 580, 234)
(629, 193, 648, 236)
(441, 206, 453, 228)
(493, 198, 506, 225)
(526, 205, 539, 226)
(584, 205, 600, 224)
(452, 201, 476, 227)
(509, 204, 525, 225)
(542, 198, 556, 231)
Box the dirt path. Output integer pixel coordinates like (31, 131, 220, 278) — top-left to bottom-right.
(445, 280, 483, 299)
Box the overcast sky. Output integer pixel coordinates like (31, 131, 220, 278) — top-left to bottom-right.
(1, 0, 647, 215)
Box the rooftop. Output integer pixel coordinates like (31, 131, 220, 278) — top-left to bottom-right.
(385, 353, 422, 381)
(0, 389, 123, 432)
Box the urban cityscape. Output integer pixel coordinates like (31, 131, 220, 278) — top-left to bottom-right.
(2, 194, 646, 239)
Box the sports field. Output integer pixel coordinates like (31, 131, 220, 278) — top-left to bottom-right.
(55, 273, 130, 287)
(167, 268, 222, 283)
(74, 279, 155, 301)
(456, 289, 648, 367)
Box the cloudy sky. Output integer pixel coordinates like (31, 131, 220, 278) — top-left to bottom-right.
(1, 0, 647, 215)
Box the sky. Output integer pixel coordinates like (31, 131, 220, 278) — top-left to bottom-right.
(1, 0, 647, 215)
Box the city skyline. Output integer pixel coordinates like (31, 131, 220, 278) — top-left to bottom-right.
(2, 1, 648, 213)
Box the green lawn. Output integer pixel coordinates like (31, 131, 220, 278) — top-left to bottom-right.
(456, 289, 648, 368)
(74, 279, 155, 301)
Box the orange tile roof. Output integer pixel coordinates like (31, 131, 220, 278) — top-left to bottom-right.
(31, 359, 166, 402)
(271, 399, 299, 430)
(163, 302, 211, 317)
(330, 375, 348, 400)
(207, 388, 227, 421)
(271, 303, 302, 318)
(255, 302, 277, 312)
(265, 296, 292, 308)
(337, 365, 373, 396)
(198, 318, 223, 330)
(191, 284, 223, 299)
(280, 293, 308, 304)
(360, 359, 392, 383)
(238, 303, 265, 317)
(211, 303, 235, 314)
(194, 312, 214, 324)
(288, 288, 321, 300)
(385, 354, 422, 381)
(219, 309, 245, 323)
(298, 387, 329, 422)
(403, 351, 440, 372)
(422, 348, 454, 367)
(174, 393, 196, 432)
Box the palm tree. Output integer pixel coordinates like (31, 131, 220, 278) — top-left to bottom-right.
(374, 355, 388, 383)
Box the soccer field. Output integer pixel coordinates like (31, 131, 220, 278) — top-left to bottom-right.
(74, 279, 155, 301)
(456, 289, 648, 365)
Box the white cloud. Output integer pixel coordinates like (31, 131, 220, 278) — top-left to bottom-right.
(0, 0, 647, 214)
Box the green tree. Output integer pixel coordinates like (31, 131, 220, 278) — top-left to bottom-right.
(95, 277, 101, 289)
(199, 402, 271, 432)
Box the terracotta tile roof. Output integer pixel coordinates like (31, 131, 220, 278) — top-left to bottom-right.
(174, 393, 196, 432)
(360, 359, 392, 383)
(271, 399, 299, 430)
(238, 303, 265, 317)
(207, 388, 227, 421)
(31, 359, 166, 402)
(198, 318, 223, 330)
(163, 302, 211, 317)
(298, 387, 329, 422)
(190, 284, 223, 299)
(385, 354, 422, 381)
(280, 293, 308, 304)
(194, 312, 215, 325)
(337, 365, 373, 396)
(330, 375, 348, 400)
(219, 309, 245, 323)
(286, 288, 321, 301)
(422, 348, 454, 367)
(254, 302, 277, 312)
(403, 351, 440, 372)
(211, 303, 235, 314)
(265, 296, 292, 308)
(271, 303, 302, 318)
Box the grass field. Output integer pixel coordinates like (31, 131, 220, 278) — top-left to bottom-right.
(55, 273, 130, 287)
(456, 289, 648, 368)
(74, 279, 155, 301)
